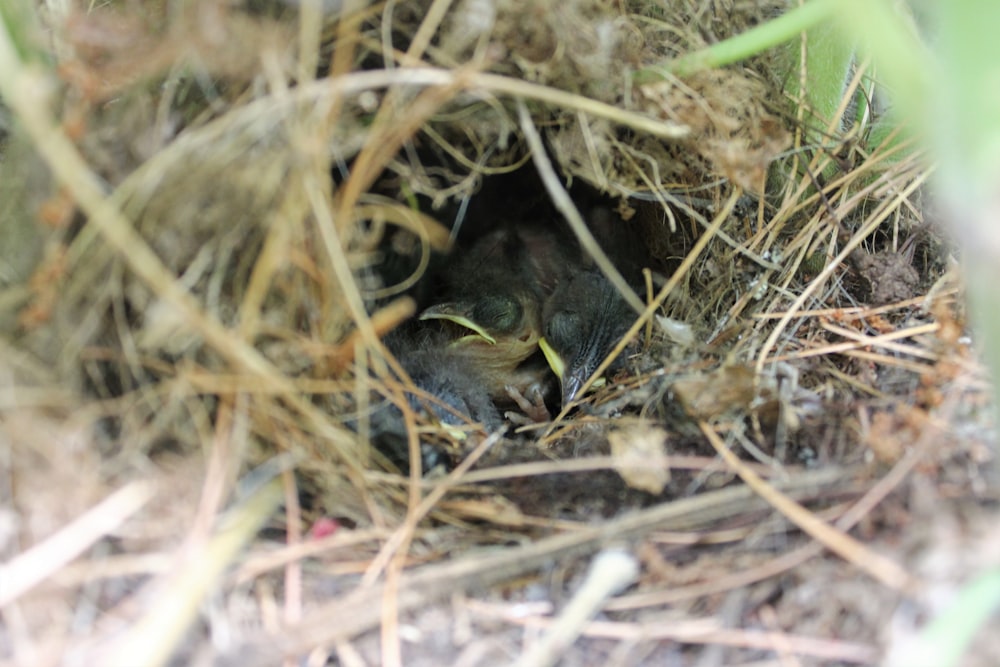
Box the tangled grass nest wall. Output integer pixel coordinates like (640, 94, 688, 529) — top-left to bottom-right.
(1, 2, 996, 666)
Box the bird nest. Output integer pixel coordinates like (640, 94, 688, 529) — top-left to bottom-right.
(2, 1, 997, 666)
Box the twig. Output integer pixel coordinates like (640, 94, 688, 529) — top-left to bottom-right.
(0, 482, 153, 607)
(96, 480, 284, 667)
(512, 548, 639, 667)
(219, 467, 855, 665)
(698, 421, 914, 592)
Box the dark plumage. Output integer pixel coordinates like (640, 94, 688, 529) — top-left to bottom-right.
(372, 202, 650, 457)
(369, 328, 502, 472)
(540, 270, 636, 405)
(419, 225, 572, 400)
(393, 337, 504, 433)
(538, 208, 647, 407)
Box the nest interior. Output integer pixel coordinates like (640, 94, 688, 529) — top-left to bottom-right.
(1, 1, 998, 666)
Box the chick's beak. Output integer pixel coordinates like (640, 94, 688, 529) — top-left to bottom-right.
(538, 337, 565, 380)
(420, 303, 497, 344)
(561, 371, 585, 406)
(540, 337, 587, 405)
(540, 337, 610, 406)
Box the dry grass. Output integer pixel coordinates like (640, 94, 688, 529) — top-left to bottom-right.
(1, 1, 996, 666)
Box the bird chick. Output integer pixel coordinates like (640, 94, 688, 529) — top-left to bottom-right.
(420, 291, 541, 394)
(418, 227, 552, 399)
(538, 207, 649, 407)
(394, 342, 504, 433)
(370, 327, 503, 472)
(540, 269, 637, 406)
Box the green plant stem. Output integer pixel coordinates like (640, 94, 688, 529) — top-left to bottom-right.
(930, 0, 1000, 471)
(837, 0, 934, 133)
(635, 0, 839, 81)
(887, 570, 1000, 667)
(934, 0, 1000, 204)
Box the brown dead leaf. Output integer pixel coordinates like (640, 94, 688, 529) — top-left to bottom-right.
(672, 364, 757, 420)
(607, 423, 670, 494)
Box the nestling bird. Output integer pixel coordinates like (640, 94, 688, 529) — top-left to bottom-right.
(392, 332, 504, 433)
(540, 269, 637, 406)
(369, 220, 574, 470)
(419, 225, 572, 402)
(369, 327, 503, 471)
(538, 208, 648, 407)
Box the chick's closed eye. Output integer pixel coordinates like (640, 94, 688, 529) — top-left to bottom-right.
(544, 309, 580, 351)
(472, 294, 523, 334)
